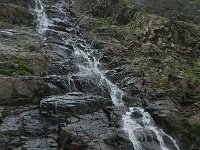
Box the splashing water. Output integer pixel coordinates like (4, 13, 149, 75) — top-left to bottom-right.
(33, 0, 181, 149)
(122, 107, 180, 150)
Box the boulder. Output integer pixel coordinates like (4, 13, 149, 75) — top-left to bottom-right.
(40, 92, 112, 118)
(0, 107, 58, 150)
(0, 76, 47, 105)
(59, 106, 132, 150)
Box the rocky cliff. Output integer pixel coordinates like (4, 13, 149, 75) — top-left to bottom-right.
(71, 0, 200, 149)
(0, 0, 199, 149)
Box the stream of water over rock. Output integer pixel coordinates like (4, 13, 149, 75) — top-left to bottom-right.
(33, 0, 180, 149)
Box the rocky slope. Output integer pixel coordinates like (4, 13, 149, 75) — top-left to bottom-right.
(70, 0, 200, 149)
(0, 0, 199, 150)
(0, 0, 134, 149)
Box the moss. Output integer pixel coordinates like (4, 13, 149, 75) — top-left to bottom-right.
(12, 91, 23, 98)
(190, 0, 200, 4)
(191, 124, 200, 137)
(89, 17, 114, 28)
(0, 59, 34, 76)
(12, 59, 34, 75)
(184, 90, 200, 98)
(168, 60, 180, 74)
(176, 20, 200, 30)
(119, 0, 132, 5)
(183, 68, 200, 85)
(0, 0, 11, 3)
(0, 69, 13, 76)
(12, 90, 27, 99)
(159, 76, 169, 87)
(39, 70, 47, 77)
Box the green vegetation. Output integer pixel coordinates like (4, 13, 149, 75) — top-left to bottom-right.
(12, 90, 27, 98)
(12, 59, 34, 75)
(182, 90, 200, 98)
(183, 69, 200, 85)
(90, 17, 114, 27)
(119, 0, 132, 5)
(190, 0, 200, 4)
(0, 0, 11, 4)
(191, 124, 200, 137)
(183, 60, 200, 85)
(0, 59, 34, 76)
(0, 67, 15, 75)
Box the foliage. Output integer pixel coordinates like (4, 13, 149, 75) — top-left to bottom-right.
(0, 59, 34, 76)
(119, 0, 132, 5)
(191, 124, 200, 137)
(183, 60, 200, 85)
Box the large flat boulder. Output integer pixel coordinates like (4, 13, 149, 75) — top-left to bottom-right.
(40, 92, 113, 117)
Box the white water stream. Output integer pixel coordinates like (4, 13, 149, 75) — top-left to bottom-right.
(33, 0, 180, 149)
(34, 0, 49, 34)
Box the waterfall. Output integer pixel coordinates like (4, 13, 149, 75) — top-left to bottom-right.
(33, 0, 181, 149)
(34, 0, 49, 34)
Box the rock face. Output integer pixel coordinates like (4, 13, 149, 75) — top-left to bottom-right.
(71, 0, 200, 149)
(0, 0, 136, 149)
(0, 1, 33, 26)
(39, 93, 135, 150)
(0, 75, 47, 105)
(59, 107, 133, 150)
(40, 92, 112, 117)
(0, 106, 58, 150)
(0, 0, 199, 149)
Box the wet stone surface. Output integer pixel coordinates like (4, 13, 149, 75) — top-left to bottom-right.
(59, 106, 133, 150)
(0, 106, 58, 150)
(40, 92, 113, 118)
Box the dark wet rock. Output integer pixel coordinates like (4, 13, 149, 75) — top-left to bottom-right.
(103, 131, 134, 150)
(91, 40, 105, 49)
(45, 75, 78, 95)
(131, 111, 143, 118)
(0, 106, 4, 123)
(48, 61, 72, 75)
(71, 75, 111, 99)
(103, 106, 127, 128)
(40, 92, 113, 118)
(122, 94, 143, 107)
(45, 74, 111, 99)
(145, 100, 182, 135)
(59, 107, 132, 150)
(116, 7, 137, 25)
(134, 128, 160, 150)
(0, 106, 57, 150)
(162, 134, 181, 150)
(132, 127, 178, 150)
(47, 82, 64, 96)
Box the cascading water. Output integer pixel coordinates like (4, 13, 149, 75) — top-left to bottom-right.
(123, 107, 180, 150)
(34, 0, 49, 34)
(33, 0, 180, 149)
